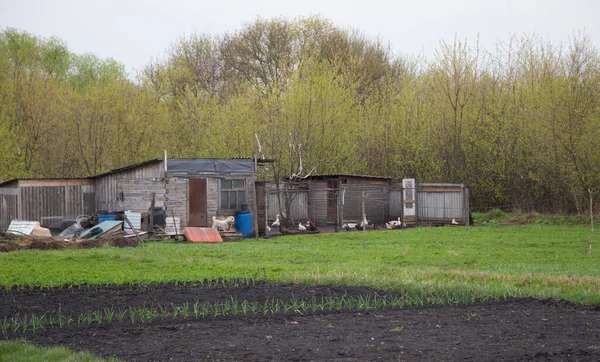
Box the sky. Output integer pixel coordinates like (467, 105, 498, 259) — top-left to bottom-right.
(0, 0, 598, 76)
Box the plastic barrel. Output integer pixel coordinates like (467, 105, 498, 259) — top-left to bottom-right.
(97, 213, 115, 223)
(236, 212, 253, 238)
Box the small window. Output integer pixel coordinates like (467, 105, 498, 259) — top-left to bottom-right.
(220, 179, 246, 211)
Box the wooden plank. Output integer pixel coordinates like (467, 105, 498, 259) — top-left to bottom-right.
(19, 179, 95, 187)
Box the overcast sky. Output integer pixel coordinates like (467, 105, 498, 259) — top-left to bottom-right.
(1, 0, 598, 76)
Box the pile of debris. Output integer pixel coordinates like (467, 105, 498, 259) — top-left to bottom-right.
(0, 216, 143, 253)
(0, 211, 251, 252)
(0, 233, 138, 252)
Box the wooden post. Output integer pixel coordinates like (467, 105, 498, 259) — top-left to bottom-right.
(362, 191, 366, 247)
(340, 189, 344, 231)
(334, 190, 339, 233)
(123, 215, 143, 245)
(171, 208, 178, 236)
(253, 157, 260, 240)
(589, 188, 594, 253)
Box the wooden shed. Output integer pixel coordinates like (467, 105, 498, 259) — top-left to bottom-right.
(94, 158, 261, 233)
(0, 178, 95, 230)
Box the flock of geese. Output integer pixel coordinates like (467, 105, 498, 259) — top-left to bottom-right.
(268, 214, 313, 232)
(267, 214, 459, 233)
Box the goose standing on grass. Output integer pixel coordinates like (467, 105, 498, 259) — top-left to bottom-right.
(298, 223, 307, 231)
(451, 219, 459, 225)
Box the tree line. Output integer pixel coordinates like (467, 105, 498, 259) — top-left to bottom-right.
(1, 17, 599, 213)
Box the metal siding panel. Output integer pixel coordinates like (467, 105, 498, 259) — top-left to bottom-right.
(389, 190, 403, 219)
(267, 192, 280, 220)
(417, 185, 467, 223)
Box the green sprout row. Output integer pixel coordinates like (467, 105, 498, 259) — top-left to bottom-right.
(1, 278, 265, 293)
(1, 292, 502, 336)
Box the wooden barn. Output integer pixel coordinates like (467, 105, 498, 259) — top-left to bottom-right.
(0, 178, 95, 230)
(94, 158, 262, 232)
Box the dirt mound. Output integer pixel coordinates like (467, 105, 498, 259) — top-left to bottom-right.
(0, 237, 139, 252)
(106, 237, 138, 248)
(18, 238, 67, 250)
(0, 242, 18, 252)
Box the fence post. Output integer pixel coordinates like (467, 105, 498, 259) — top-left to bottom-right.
(362, 191, 366, 247)
(335, 190, 339, 232)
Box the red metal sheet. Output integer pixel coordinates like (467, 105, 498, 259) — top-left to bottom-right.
(184, 227, 223, 243)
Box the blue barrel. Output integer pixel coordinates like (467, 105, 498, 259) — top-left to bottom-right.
(236, 207, 253, 238)
(97, 213, 115, 223)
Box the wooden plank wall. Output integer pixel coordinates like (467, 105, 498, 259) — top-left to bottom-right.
(0, 188, 18, 230)
(116, 178, 166, 213)
(16, 185, 96, 227)
(95, 161, 164, 212)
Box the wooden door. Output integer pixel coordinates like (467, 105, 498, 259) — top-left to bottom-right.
(189, 178, 207, 227)
(326, 179, 338, 224)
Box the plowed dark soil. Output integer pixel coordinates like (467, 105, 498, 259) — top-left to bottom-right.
(2, 283, 600, 361)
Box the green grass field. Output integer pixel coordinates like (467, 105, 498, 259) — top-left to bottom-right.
(2, 223, 598, 304)
(0, 340, 121, 362)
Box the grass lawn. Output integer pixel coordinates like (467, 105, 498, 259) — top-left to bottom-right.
(2, 223, 598, 304)
(0, 340, 121, 362)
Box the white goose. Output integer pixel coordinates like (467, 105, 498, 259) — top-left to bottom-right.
(271, 214, 280, 228)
